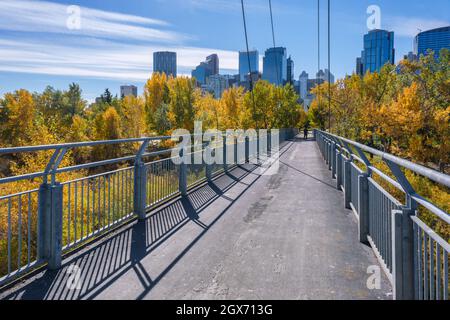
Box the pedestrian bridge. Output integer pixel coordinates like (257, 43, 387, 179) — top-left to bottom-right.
(0, 130, 448, 300)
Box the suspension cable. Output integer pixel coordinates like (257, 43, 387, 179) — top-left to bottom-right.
(268, 0, 280, 86)
(240, 0, 258, 129)
(317, 0, 321, 111)
(328, 0, 331, 132)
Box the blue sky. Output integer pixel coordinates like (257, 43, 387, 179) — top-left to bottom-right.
(0, 0, 449, 102)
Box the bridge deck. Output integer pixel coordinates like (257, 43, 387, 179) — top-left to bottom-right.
(0, 138, 392, 300)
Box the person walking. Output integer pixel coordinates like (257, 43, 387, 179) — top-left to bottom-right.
(303, 126, 309, 140)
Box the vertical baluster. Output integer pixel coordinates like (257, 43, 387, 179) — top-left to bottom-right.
(81, 179, 84, 240)
(418, 227, 423, 300)
(413, 222, 418, 299)
(87, 179, 91, 236)
(108, 175, 111, 226)
(444, 252, 448, 300)
(424, 234, 429, 300)
(96, 177, 99, 231)
(74, 182, 78, 243)
(17, 195, 22, 269)
(436, 244, 441, 300)
(7, 198, 12, 275)
(103, 175, 106, 229)
(430, 239, 435, 300)
(67, 183, 71, 246)
(27, 193, 31, 266)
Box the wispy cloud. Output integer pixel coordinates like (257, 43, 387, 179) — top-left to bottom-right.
(0, 0, 189, 43)
(385, 16, 449, 37)
(0, 0, 241, 82)
(0, 37, 238, 81)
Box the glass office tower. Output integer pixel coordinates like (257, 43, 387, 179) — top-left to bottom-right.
(153, 51, 177, 77)
(361, 29, 395, 74)
(414, 26, 450, 58)
(262, 47, 287, 85)
(239, 50, 259, 82)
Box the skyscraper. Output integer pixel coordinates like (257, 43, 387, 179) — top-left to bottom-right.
(192, 62, 208, 85)
(239, 50, 259, 82)
(205, 54, 219, 75)
(192, 54, 220, 85)
(262, 47, 287, 85)
(153, 51, 177, 77)
(358, 29, 395, 74)
(299, 71, 308, 100)
(120, 85, 137, 98)
(414, 26, 450, 58)
(317, 69, 334, 84)
(356, 57, 363, 76)
(287, 56, 294, 84)
(207, 74, 229, 99)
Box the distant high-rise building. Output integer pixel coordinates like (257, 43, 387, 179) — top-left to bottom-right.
(153, 51, 177, 77)
(358, 29, 395, 74)
(316, 69, 334, 84)
(205, 54, 219, 75)
(287, 56, 294, 84)
(299, 71, 309, 100)
(404, 51, 418, 62)
(207, 74, 229, 99)
(192, 62, 208, 85)
(356, 57, 364, 76)
(414, 26, 450, 58)
(120, 85, 137, 98)
(239, 50, 259, 82)
(192, 54, 220, 85)
(298, 70, 332, 112)
(262, 47, 287, 85)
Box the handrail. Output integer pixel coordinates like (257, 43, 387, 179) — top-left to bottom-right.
(314, 129, 449, 300)
(316, 130, 450, 188)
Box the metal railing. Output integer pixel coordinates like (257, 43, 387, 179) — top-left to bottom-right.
(0, 128, 298, 286)
(314, 129, 450, 300)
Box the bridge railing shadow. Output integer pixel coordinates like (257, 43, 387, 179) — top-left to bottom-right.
(1, 162, 266, 300)
(2, 139, 299, 300)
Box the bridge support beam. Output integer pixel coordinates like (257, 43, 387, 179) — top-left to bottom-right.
(344, 160, 352, 209)
(392, 208, 415, 300)
(358, 174, 370, 244)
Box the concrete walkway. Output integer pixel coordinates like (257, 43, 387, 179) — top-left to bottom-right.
(0, 138, 392, 300)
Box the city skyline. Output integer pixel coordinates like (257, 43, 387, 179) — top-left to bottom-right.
(0, 0, 449, 101)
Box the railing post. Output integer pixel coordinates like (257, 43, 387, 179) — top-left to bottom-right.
(358, 173, 370, 244)
(245, 136, 250, 163)
(179, 147, 187, 196)
(133, 163, 147, 220)
(205, 141, 213, 181)
(331, 142, 336, 177)
(234, 136, 238, 164)
(48, 183, 63, 270)
(38, 181, 63, 270)
(223, 135, 228, 172)
(336, 151, 343, 190)
(392, 207, 416, 300)
(344, 159, 352, 209)
(37, 183, 51, 262)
